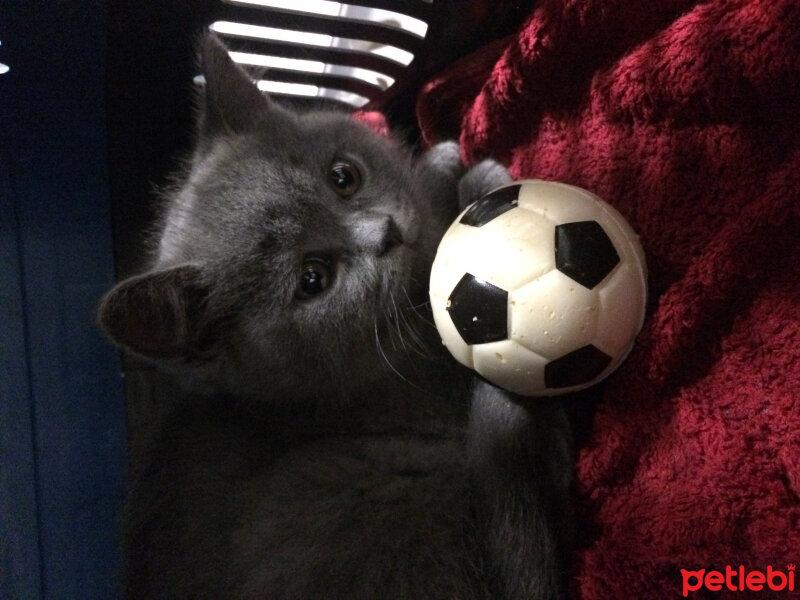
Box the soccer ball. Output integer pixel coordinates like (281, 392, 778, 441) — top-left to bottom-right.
(429, 180, 647, 396)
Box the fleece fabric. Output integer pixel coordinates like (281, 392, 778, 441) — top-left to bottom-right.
(417, 1, 800, 597)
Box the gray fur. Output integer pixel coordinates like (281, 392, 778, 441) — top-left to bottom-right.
(98, 33, 573, 600)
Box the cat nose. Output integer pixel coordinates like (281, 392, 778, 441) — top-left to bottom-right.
(380, 217, 404, 255)
(349, 213, 404, 256)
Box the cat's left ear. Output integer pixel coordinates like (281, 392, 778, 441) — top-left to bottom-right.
(97, 264, 214, 362)
(198, 32, 286, 138)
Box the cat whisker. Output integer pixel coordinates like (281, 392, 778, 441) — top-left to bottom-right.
(385, 289, 430, 359)
(391, 294, 408, 353)
(399, 287, 436, 355)
(402, 289, 438, 330)
(398, 310, 429, 358)
(373, 317, 422, 392)
(401, 287, 433, 311)
(383, 293, 403, 352)
(374, 309, 448, 400)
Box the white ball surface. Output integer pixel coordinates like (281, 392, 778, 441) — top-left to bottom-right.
(429, 179, 647, 396)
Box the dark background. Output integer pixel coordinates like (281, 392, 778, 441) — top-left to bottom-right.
(1, 4, 127, 599)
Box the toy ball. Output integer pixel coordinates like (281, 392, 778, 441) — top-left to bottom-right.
(429, 179, 647, 396)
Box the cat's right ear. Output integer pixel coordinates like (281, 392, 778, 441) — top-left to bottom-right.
(198, 32, 279, 138)
(98, 265, 212, 362)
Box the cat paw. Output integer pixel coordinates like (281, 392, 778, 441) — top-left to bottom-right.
(424, 141, 465, 182)
(458, 159, 512, 210)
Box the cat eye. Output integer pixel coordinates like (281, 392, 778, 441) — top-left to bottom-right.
(328, 160, 361, 197)
(296, 255, 334, 299)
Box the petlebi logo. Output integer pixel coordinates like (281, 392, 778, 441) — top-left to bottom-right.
(681, 563, 796, 596)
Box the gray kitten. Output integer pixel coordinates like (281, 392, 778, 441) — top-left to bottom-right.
(98, 34, 573, 600)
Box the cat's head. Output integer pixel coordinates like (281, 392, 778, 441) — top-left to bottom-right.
(98, 33, 461, 401)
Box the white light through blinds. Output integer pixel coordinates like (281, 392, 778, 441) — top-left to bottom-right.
(207, 0, 432, 107)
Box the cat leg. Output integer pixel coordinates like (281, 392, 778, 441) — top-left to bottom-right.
(420, 143, 511, 213)
(467, 380, 574, 600)
(417, 141, 468, 226)
(422, 140, 465, 181)
(455, 157, 570, 597)
(458, 159, 513, 210)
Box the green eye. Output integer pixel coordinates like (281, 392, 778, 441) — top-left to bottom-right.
(328, 160, 361, 196)
(296, 256, 334, 299)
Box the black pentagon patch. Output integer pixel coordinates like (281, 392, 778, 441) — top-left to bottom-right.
(545, 344, 612, 389)
(555, 221, 620, 289)
(459, 184, 521, 227)
(447, 273, 508, 345)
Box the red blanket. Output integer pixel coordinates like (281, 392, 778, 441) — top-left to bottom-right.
(418, 1, 800, 597)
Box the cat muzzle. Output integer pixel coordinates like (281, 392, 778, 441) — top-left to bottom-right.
(349, 213, 404, 256)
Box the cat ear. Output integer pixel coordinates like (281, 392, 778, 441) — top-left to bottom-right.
(198, 32, 272, 137)
(98, 265, 212, 362)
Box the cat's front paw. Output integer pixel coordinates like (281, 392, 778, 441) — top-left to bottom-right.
(458, 160, 513, 210)
(424, 141, 465, 182)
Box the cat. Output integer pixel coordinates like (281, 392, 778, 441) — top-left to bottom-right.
(98, 33, 574, 600)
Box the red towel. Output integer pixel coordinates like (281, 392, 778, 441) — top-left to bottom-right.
(418, 1, 800, 597)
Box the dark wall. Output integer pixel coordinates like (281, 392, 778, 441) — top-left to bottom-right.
(105, 0, 220, 278)
(0, 2, 128, 599)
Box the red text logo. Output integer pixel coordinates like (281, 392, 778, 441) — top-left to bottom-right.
(681, 564, 796, 596)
